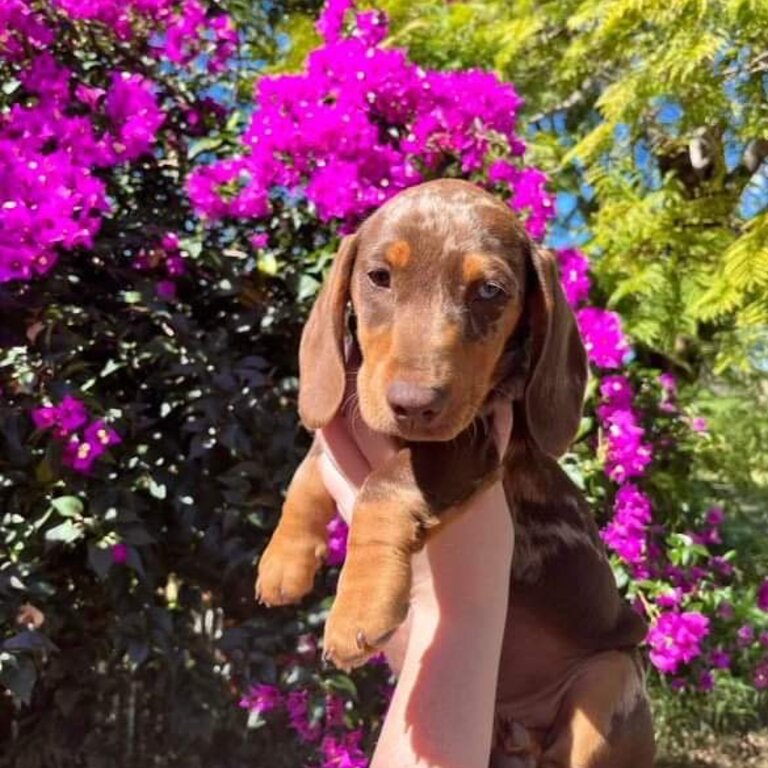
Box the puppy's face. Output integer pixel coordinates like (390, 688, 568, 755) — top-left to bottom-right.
(349, 180, 529, 442)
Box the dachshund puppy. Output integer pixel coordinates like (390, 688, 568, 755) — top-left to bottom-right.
(257, 179, 655, 767)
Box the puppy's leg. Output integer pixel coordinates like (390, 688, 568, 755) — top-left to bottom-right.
(256, 440, 336, 606)
(541, 651, 655, 768)
(323, 423, 502, 670)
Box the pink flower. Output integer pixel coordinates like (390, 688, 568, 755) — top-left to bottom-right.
(601, 484, 652, 568)
(576, 308, 632, 369)
(187, 3, 526, 232)
(647, 610, 710, 675)
(239, 683, 282, 715)
(717, 601, 734, 620)
(599, 375, 634, 409)
(706, 507, 725, 527)
(249, 232, 269, 249)
(659, 372, 677, 412)
(316, 0, 353, 44)
(689, 416, 709, 433)
(105, 72, 164, 161)
(61, 420, 121, 474)
(320, 729, 368, 768)
(758, 579, 768, 612)
(324, 693, 346, 728)
(32, 395, 88, 437)
(556, 248, 591, 308)
(84, 420, 122, 449)
(656, 588, 683, 609)
(156, 280, 177, 300)
(698, 670, 714, 692)
(327, 514, 348, 566)
(112, 542, 129, 564)
(599, 407, 653, 482)
(753, 659, 768, 690)
(737, 624, 755, 647)
(286, 690, 321, 742)
(62, 435, 104, 473)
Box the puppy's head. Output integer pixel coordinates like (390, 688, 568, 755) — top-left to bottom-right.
(298, 179, 587, 457)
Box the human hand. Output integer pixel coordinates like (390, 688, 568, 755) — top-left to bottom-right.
(318, 405, 514, 768)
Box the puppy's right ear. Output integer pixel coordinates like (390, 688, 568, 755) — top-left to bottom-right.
(298, 235, 357, 430)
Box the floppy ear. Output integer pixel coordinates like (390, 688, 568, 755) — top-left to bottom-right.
(524, 243, 588, 457)
(298, 235, 357, 430)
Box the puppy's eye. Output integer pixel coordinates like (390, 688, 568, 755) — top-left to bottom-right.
(368, 268, 391, 289)
(475, 281, 505, 301)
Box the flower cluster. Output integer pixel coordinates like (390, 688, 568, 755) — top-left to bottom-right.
(0, 0, 235, 284)
(647, 611, 710, 675)
(239, 674, 370, 767)
(576, 308, 632, 369)
(50, 0, 239, 68)
(158, 0, 238, 74)
(326, 515, 349, 567)
(0, 57, 162, 282)
(32, 396, 121, 473)
(239, 683, 282, 716)
(187, 0, 554, 238)
(556, 247, 591, 307)
(597, 376, 653, 483)
(601, 483, 653, 575)
(133, 232, 187, 300)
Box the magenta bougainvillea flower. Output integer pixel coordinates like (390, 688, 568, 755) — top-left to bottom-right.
(326, 515, 349, 566)
(186, 0, 554, 240)
(320, 730, 368, 768)
(286, 690, 322, 742)
(576, 307, 632, 369)
(556, 247, 591, 308)
(111, 542, 129, 565)
(32, 396, 89, 437)
(753, 659, 768, 689)
(601, 483, 652, 570)
(0, 0, 232, 284)
(61, 420, 122, 473)
(239, 683, 282, 716)
(758, 579, 768, 612)
(32, 399, 121, 474)
(647, 611, 710, 674)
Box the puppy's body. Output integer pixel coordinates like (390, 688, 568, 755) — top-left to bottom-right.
(257, 179, 655, 766)
(493, 436, 652, 766)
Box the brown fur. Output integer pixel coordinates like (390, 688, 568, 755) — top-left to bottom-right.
(257, 179, 655, 765)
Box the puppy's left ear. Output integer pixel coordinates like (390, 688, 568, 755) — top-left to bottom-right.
(298, 235, 357, 430)
(524, 243, 588, 457)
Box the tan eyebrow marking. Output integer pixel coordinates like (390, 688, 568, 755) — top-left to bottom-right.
(462, 252, 490, 284)
(385, 240, 411, 269)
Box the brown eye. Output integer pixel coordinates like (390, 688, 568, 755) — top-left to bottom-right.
(368, 268, 391, 289)
(475, 281, 505, 301)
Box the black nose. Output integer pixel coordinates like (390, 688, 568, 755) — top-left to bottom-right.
(386, 381, 448, 425)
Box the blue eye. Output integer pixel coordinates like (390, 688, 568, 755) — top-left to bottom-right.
(476, 281, 504, 300)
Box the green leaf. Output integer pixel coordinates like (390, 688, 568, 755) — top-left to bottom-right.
(50, 496, 84, 518)
(45, 520, 84, 544)
(0, 654, 37, 705)
(87, 544, 113, 579)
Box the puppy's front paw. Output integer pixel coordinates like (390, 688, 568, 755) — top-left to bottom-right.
(323, 553, 410, 671)
(256, 528, 326, 606)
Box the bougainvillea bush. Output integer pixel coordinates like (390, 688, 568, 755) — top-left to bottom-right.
(1, 0, 766, 765)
